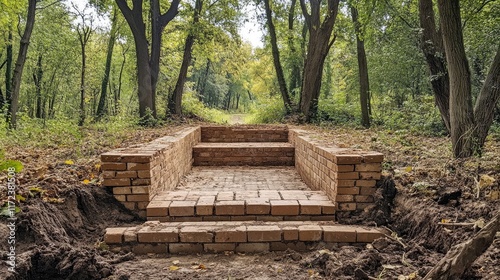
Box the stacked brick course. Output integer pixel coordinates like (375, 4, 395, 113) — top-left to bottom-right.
(201, 125, 289, 142)
(101, 127, 201, 217)
(289, 129, 384, 213)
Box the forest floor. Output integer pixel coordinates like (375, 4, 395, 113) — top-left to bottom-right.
(1, 121, 499, 280)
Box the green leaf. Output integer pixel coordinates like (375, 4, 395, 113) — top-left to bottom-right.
(0, 160, 24, 173)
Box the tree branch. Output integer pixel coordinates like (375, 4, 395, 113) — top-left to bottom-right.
(159, 0, 181, 28)
(299, 0, 311, 27)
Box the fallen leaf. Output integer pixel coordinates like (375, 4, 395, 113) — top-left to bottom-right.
(64, 160, 74, 165)
(383, 264, 401, 270)
(169, 265, 180, 271)
(479, 175, 496, 188)
(95, 164, 101, 170)
(474, 218, 485, 229)
(405, 166, 413, 173)
(172, 260, 180, 265)
(16, 194, 26, 202)
(488, 190, 499, 200)
(82, 179, 91, 185)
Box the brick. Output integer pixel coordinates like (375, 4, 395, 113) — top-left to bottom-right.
(137, 226, 178, 243)
(336, 195, 354, 202)
(298, 225, 322, 241)
(323, 225, 357, 242)
(101, 162, 127, 171)
(114, 195, 126, 202)
(355, 195, 374, 203)
(334, 155, 363, 164)
(127, 163, 150, 171)
(247, 225, 281, 242)
(103, 178, 130, 187)
(217, 191, 234, 201)
(259, 190, 281, 200)
(280, 191, 308, 200)
(215, 226, 247, 242)
(298, 200, 322, 215)
(246, 198, 270, 215)
(137, 170, 151, 178)
(362, 153, 384, 163)
(270, 200, 299, 216)
(132, 178, 151, 186)
(357, 180, 377, 187)
(123, 227, 137, 242)
(179, 227, 214, 243)
(337, 203, 356, 211)
(283, 226, 299, 240)
(257, 216, 284, 221)
(121, 154, 153, 163)
(169, 243, 203, 254)
(115, 171, 138, 178)
(131, 186, 149, 194)
(104, 227, 127, 244)
(359, 172, 381, 180)
(215, 201, 245, 215)
(133, 244, 167, 255)
(101, 153, 123, 162)
(235, 243, 270, 253)
(355, 163, 382, 172)
(337, 172, 360, 180)
(336, 164, 355, 172)
(113, 187, 132, 195)
(147, 201, 170, 216)
(204, 243, 236, 253)
(231, 216, 256, 221)
(196, 196, 215, 216)
(337, 180, 356, 187)
(360, 186, 377, 195)
(127, 194, 149, 202)
(337, 187, 360, 195)
(356, 227, 384, 242)
(137, 202, 149, 210)
(103, 171, 115, 179)
(169, 201, 196, 216)
(122, 202, 136, 210)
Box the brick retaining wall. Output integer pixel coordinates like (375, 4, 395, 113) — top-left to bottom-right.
(201, 125, 289, 142)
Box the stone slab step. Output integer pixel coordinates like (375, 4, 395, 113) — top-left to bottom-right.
(104, 221, 385, 254)
(201, 126, 289, 143)
(193, 142, 294, 166)
(147, 190, 335, 221)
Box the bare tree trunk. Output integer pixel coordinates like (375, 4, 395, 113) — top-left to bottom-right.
(116, 45, 127, 115)
(474, 46, 500, 147)
(4, 28, 13, 113)
(287, 0, 302, 98)
(8, 0, 37, 129)
(33, 55, 43, 119)
(96, 5, 119, 120)
(77, 25, 92, 126)
(264, 0, 292, 113)
(168, 0, 202, 115)
(419, 0, 451, 133)
(299, 0, 340, 122)
(351, 5, 371, 128)
(438, 0, 477, 158)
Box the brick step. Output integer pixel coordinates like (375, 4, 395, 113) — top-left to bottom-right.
(193, 142, 295, 166)
(104, 221, 385, 254)
(201, 126, 289, 142)
(147, 190, 335, 222)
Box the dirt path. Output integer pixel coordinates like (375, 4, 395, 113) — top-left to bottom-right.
(228, 114, 248, 124)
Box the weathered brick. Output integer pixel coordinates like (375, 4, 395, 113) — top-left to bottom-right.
(247, 225, 281, 242)
(336, 195, 354, 202)
(337, 180, 356, 187)
(356, 180, 377, 187)
(103, 171, 115, 179)
(298, 200, 322, 215)
(169, 243, 203, 254)
(127, 163, 150, 171)
(362, 153, 384, 163)
(337, 187, 360, 195)
(137, 170, 151, 178)
(359, 172, 381, 180)
(215, 226, 247, 242)
(133, 244, 167, 255)
(298, 225, 322, 241)
(360, 186, 377, 195)
(235, 243, 270, 253)
(102, 162, 127, 171)
(131, 186, 149, 194)
(179, 227, 214, 243)
(334, 155, 363, 164)
(101, 153, 122, 162)
(103, 178, 130, 187)
(355, 163, 382, 172)
(137, 226, 178, 243)
(204, 243, 236, 253)
(147, 201, 170, 217)
(355, 195, 374, 203)
(127, 194, 149, 202)
(123, 227, 137, 242)
(335, 164, 355, 172)
(216, 191, 234, 201)
(323, 225, 357, 242)
(337, 172, 360, 180)
(283, 226, 299, 240)
(270, 200, 299, 216)
(356, 227, 384, 242)
(215, 201, 245, 215)
(104, 227, 127, 244)
(115, 171, 138, 178)
(169, 201, 196, 216)
(132, 178, 151, 186)
(337, 203, 356, 211)
(113, 187, 132, 195)
(121, 154, 153, 163)
(246, 198, 270, 215)
(122, 202, 136, 210)
(137, 202, 149, 210)
(196, 196, 215, 216)
(114, 195, 126, 202)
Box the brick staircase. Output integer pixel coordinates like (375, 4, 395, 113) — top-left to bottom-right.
(102, 126, 385, 254)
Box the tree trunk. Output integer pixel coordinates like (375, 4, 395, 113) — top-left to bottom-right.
(8, 0, 37, 129)
(77, 25, 92, 127)
(116, 0, 180, 120)
(116, 45, 127, 115)
(198, 59, 211, 101)
(438, 0, 477, 158)
(96, 5, 119, 120)
(299, 0, 340, 122)
(33, 55, 43, 119)
(287, 0, 302, 97)
(418, 0, 451, 133)
(4, 28, 13, 113)
(168, 0, 202, 115)
(351, 5, 371, 128)
(264, 0, 292, 113)
(474, 46, 500, 147)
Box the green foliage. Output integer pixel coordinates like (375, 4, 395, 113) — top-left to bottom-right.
(138, 108, 160, 127)
(246, 97, 286, 124)
(182, 90, 229, 124)
(316, 98, 362, 126)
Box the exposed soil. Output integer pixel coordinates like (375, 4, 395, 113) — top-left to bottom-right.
(1, 123, 499, 279)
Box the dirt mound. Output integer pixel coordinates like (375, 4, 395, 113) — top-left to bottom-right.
(1, 187, 139, 280)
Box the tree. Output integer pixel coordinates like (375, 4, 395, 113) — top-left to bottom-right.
(7, 0, 37, 129)
(168, 0, 203, 115)
(437, 0, 500, 157)
(263, 0, 292, 113)
(350, 4, 370, 128)
(299, 0, 340, 121)
(115, 0, 180, 120)
(418, 0, 450, 132)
